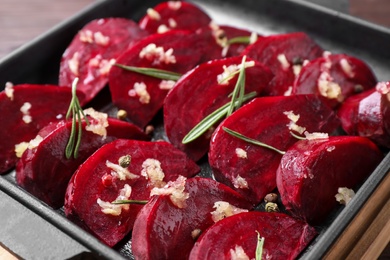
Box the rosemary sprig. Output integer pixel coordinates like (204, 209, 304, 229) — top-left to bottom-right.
(182, 91, 257, 144)
(65, 78, 89, 159)
(255, 231, 265, 260)
(223, 127, 286, 155)
(228, 36, 252, 45)
(227, 55, 247, 116)
(114, 63, 182, 81)
(290, 131, 306, 140)
(111, 199, 148, 205)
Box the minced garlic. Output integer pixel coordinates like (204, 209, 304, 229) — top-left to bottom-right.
(232, 175, 249, 189)
(230, 245, 250, 260)
(335, 187, 355, 205)
(235, 148, 247, 159)
(106, 160, 138, 181)
(5, 82, 14, 100)
(139, 43, 176, 65)
(141, 158, 166, 188)
(277, 53, 290, 70)
(97, 184, 132, 216)
(68, 52, 80, 76)
(150, 175, 189, 208)
(128, 82, 151, 104)
(147, 8, 161, 20)
(210, 201, 248, 222)
(83, 108, 109, 139)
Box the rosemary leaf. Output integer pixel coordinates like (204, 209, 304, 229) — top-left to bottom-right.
(115, 63, 182, 81)
(182, 91, 257, 144)
(112, 200, 148, 205)
(227, 56, 247, 116)
(223, 127, 286, 155)
(289, 131, 306, 140)
(228, 36, 251, 45)
(255, 231, 265, 260)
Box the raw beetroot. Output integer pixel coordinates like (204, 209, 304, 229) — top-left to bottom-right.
(139, 1, 211, 34)
(292, 53, 377, 108)
(276, 136, 383, 224)
(64, 139, 199, 247)
(109, 30, 213, 128)
(59, 18, 148, 103)
(189, 211, 317, 260)
(16, 116, 148, 209)
(0, 84, 85, 174)
(131, 177, 253, 260)
(209, 95, 340, 204)
(338, 82, 390, 148)
(164, 56, 273, 161)
(242, 32, 324, 96)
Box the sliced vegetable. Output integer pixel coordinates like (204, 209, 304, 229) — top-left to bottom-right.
(189, 211, 317, 260)
(65, 139, 199, 247)
(16, 117, 149, 209)
(276, 136, 383, 224)
(209, 95, 340, 204)
(132, 177, 253, 260)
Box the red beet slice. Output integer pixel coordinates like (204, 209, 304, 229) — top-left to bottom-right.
(109, 30, 212, 128)
(338, 82, 390, 148)
(242, 32, 323, 96)
(276, 136, 383, 224)
(292, 53, 377, 108)
(16, 117, 149, 209)
(189, 211, 317, 260)
(59, 18, 148, 103)
(0, 84, 85, 174)
(164, 56, 273, 161)
(209, 95, 340, 204)
(132, 177, 253, 260)
(139, 1, 211, 34)
(64, 139, 199, 247)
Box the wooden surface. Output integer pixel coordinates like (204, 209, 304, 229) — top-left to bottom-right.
(0, 0, 389, 258)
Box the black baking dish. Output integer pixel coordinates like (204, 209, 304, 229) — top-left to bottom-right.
(0, 0, 389, 259)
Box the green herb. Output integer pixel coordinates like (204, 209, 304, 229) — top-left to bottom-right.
(65, 78, 89, 159)
(255, 231, 265, 260)
(181, 91, 257, 144)
(228, 36, 252, 45)
(111, 199, 148, 205)
(289, 131, 306, 140)
(222, 127, 286, 155)
(227, 55, 247, 116)
(114, 63, 182, 81)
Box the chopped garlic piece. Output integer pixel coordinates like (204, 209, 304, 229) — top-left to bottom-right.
(318, 71, 343, 101)
(304, 131, 329, 140)
(335, 187, 355, 205)
(323, 51, 332, 58)
(106, 160, 138, 181)
(277, 54, 290, 70)
(141, 158, 166, 188)
(20, 102, 32, 124)
(97, 184, 132, 216)
(159, 80, 176, 90)
(83, 108, 109, 139)
(284, 86, 293, 96)
(210, 201, 248, 222)
(283, 110, 300, 123)
(79, 30, 93, 43)
(249, 32, 258, 44)
(232, 175, 249, 189)
(68, 52, 80, 76)
(150, 175, 189, 208)
(99, 58, 116, 75)
(217, 61, 255, 85)
(235, 148, 247, 159)
(191, 229, 202, 240)
(147, 8, 161, 20)
(284, 111, 306, 134)
(93, 31, 110, 46)
(339, 58, 354, 78)
(168, 1, 182, 10)
(22, 115, 32, 124)
(128, 82, 151, 104)
(15, 135, 43, 158)
(230, 245, 250, 260)
(139, 43, 176, 65)
(293, 64, 302, 76)
(5, 82, 14, 100)
(157, 24, 170, 34)
(168, 18, 177, 28)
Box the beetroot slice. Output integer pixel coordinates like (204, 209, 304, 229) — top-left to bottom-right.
(0, 84, 85, 174)
(132, 177, 253, 260)
(276, 136, 383, 224)
(292, 53, 377, 108)
(64, 139, 199, 247)
(164, 56, 273, 161)
(338, 82, 390, 148)
(59, 18, 148, 103)
(189, 211, 317, 260)
(109, 30, 212, 128)
(139, 1, 211, 34)
(209, 95, 340, 204)
(242, 32, 323, 96)
(16, 117, 149, 209)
